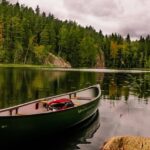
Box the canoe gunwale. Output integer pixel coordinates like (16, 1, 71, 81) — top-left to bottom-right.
(0, 84, 101, 117)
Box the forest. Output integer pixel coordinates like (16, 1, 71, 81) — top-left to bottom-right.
(0, 0, 150, 68)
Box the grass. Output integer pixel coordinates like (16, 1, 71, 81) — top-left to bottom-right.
(0, 63, 54, 68)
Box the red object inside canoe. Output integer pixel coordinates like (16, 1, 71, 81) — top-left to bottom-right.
(44, 98, 74, 111)
(47, 98, 72, 105)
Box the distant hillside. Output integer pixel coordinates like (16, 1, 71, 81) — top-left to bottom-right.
(0, 0, 149, 68)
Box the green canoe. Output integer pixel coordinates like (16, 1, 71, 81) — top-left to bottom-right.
(0, 84, 101, 135)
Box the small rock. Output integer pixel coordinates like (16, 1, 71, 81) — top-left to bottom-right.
(100, 136, 150, 150)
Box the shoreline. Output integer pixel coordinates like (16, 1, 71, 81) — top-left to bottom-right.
(0, 64, 150, 73)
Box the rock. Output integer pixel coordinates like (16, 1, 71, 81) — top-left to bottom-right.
(44, 53, 71, 68)
(100, 136, 150, 150)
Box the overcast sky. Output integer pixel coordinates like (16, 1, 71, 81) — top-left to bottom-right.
(9, 0, 150, 39)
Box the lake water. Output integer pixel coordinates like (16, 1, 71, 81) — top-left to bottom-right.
(0, 67, 150, 149)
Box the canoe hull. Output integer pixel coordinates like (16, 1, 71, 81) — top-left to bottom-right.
(1, 100, 99, 133)
(0, 84, 101, 136)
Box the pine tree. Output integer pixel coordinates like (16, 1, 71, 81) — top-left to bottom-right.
(35, 5, 40, 15)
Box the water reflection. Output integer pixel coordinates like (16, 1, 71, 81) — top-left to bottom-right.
(98, 72, 150, 148)
(0, 68, 149, 108)
(128, 74, 150, 101)
(0, 67, 150, 150)
(53, 110, 100, 150)
(0, 68, 68, 108)
(2, 110, 100, 149)
(0, 67, 104, 108)
(101, 73, 150, 102)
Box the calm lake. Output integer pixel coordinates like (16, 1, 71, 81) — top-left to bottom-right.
(0, 67, 150, 149)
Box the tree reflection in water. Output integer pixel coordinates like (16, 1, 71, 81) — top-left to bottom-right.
(128, 74, 150, 102)
(101, 73, 150, 103)
(0, 68, 150, 150)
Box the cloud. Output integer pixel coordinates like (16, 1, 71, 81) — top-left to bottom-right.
(119, 18, 150, 38)
(64, 0, 122, 18)
(63, 0, 150, 38)
(117, 0, 150, 38)
(62, 0, 123, 34)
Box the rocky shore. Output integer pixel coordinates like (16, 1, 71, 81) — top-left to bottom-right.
(44, 53, 71, 68)
(100, 136, 150, 150)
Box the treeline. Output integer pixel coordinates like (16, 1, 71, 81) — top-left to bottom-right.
(0, 0, 150, 68)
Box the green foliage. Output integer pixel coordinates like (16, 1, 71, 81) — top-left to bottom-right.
(33, 45, 48, 64)
(79, 36, 97, 67)
(0, 1, 149, 68)
(14, 41, 23, 63)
